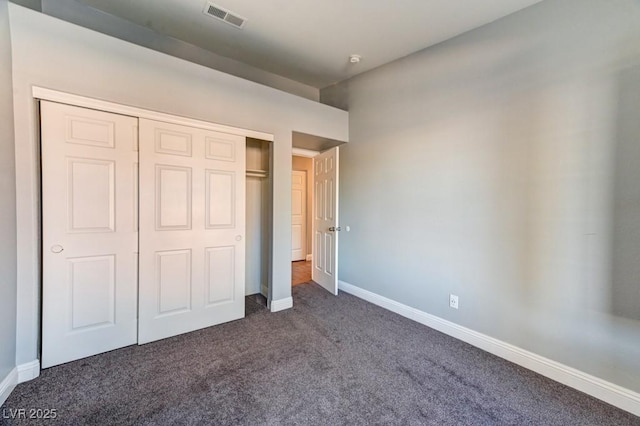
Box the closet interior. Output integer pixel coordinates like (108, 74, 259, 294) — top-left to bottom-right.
(245, 137, 271, 301)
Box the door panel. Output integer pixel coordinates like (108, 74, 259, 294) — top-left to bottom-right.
(312, 147, 339, 295)
(156, 165, 192, 229)
(291, 170, 307, 261)
(156, 249, 192, 315)
(41, 101, 138, 368)
(138, 119, 245, 344)
(206, 170, 235, 227)
(68, 255, 115, 330)
(67, 158, 115, 232)
(205, 246, 235, 304)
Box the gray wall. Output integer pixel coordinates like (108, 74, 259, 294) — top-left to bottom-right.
(0, 0, 17, 381)
(330, 0, 640, 392)
(36, 0, 320, 101)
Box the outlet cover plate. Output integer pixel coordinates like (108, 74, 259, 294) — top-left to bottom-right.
(449, 294, 459, 309)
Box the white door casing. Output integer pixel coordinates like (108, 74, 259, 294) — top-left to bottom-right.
(312, 147, 339, 295)
(291, 170, 307, 261)
(41, 101, 138, 368)
(138, 119, 246, 344)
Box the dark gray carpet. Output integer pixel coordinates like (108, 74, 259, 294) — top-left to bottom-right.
(2, 283, 639, 425)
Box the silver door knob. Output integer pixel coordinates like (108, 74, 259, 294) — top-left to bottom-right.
(51, 245, 64, 253)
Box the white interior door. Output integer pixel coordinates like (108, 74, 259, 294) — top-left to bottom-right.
(41, 101, 138, 368)
(138, 119, 245, 344)
(312, 147, 339, 295)
(291, 170, 307, 261)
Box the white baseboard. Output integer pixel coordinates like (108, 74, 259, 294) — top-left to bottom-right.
(0, 367, 18, 407)
(338, 280, 640, 417)
(270, 297, 293, 312)
(305, 254, 312, 262)
(0, 360, 39, 406)
(17, 360, 40, 383)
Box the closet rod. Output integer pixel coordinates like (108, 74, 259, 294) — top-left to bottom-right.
(246, 169, 268, 178)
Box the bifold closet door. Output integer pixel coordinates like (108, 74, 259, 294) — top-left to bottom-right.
(41, 101, 138, 368)
(138, 119, 246, 344)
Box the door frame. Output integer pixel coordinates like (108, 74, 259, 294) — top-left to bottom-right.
(293, 147, 342, 292)
(292, 148, 317, 263)
(20, 87, 275, 376)
(292, 149, 318, 272)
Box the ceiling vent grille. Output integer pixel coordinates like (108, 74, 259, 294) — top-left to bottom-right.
(203, 3, 247, 29)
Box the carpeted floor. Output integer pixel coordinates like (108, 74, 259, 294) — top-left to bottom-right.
(2, 283, 639, 425)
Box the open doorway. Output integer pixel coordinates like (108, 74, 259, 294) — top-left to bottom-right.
(291, 132, 345, 293)
(292, 155, 313, 286)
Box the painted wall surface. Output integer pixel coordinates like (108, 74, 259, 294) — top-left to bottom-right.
(292, 155, 313, 256)
(9, 4, 348, 365)
(332, 0, 640, 392)
(0, 0, 17, 383)
(39, 0, 320, 101)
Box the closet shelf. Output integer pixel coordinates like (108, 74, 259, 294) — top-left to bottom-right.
(246, 169, 269, 178)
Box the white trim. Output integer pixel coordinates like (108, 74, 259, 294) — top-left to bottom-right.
(305, 254, 312, 262)
(270, 297, 293, 312)
(292, 147, 319, 158)
(0, 368, 18, 406)
(338, 280, 640, 417)
(17, 360, 40, 383)
(32, 87, 274, 141)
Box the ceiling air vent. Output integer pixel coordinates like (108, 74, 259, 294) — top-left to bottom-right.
(203, 2, 247, 29)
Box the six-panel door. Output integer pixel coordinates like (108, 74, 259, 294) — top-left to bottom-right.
(312, 147, 339, 295)
(137, 119, 246, 344)
(41, 101, 139, 368)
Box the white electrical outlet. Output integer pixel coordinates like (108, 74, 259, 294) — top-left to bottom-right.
(449, 294, 459, 309)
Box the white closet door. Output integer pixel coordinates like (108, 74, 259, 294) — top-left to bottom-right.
(312, 147, 339, 295)
(138, 119, 245, 344)
(41, 101, 138, 368)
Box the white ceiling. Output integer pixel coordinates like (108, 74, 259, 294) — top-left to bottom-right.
(76, 0, 543, 88)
